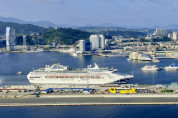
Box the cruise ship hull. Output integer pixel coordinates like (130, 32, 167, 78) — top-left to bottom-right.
(28, 78, 127, 85)
(27, 72, 132, 85)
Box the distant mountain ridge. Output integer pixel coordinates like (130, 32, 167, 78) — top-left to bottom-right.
(1, 16, 178, 31)
(165, 24, 178, 30)
(0, 16, 57, 27)
(0, 21, 52, 35)
(0, 16, 25, 24)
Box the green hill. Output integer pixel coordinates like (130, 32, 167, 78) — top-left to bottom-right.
(0, 21, 51, 35)
(41, 28, 90, 45)
(0, 21, 90, 45)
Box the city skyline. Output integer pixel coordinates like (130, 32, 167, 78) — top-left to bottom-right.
(0, 0, 178, 27)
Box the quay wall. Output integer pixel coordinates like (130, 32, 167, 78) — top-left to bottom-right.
(40, 94, 178, 98)
(1, 102, 178, 107)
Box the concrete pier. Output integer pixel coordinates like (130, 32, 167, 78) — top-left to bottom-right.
(2, 95, 178, 107)
(1, 102, 178, 107)
(1, 84, 178, 107)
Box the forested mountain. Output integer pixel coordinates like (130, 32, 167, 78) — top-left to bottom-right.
(0, 21, 51, 35)
(41, 28, 90, 45)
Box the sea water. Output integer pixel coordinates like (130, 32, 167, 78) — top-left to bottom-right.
(0, 105, 177, 118)
(0, 52, 177, 85)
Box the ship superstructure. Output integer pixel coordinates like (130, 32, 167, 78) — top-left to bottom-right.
(164, 63, 178, 71)
(141, 65, 160, 71)
(27, 63, 134, 85)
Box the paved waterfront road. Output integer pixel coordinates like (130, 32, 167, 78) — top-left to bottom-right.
(1, 97, 178, 105)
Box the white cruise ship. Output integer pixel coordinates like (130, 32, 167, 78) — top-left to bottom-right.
(141, 65, 159, 71)
(164, 63, 178, 71)
(27, 63, 134, 85)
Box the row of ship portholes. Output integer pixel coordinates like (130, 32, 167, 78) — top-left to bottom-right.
(44, 76, 101, 79)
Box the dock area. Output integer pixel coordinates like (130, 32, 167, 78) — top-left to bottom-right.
(98, 53, 129, 57)
(2, 95, 178, 106)
(1, 84, 178, 106)
(155, 56, 178, 59)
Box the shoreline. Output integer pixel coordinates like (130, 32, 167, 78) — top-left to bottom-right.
(1, 102, 178, 107)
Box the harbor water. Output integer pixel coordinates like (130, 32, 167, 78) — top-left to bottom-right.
(0, 52, 178, 118)
(0, 105, 178, 118)
(0, 52, 177, 85)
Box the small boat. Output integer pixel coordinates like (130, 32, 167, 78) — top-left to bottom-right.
(72, 52, 78, 56)
(164, 63, 178, 71)
(141, 65, 160, 71)
(152, 58, 160, 63)
(17, 71, 23, 75)
(127, 58, 131, 61)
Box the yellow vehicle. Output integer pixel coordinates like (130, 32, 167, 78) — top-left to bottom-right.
(108, 88, 117, 93)
(120, 88, 137, 94)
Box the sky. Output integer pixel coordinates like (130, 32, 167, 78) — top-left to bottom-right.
(0, 0, 178, 27)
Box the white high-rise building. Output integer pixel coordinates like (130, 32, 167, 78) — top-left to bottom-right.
(90, 35, 99, 50)
(90, 34, 105, 50)
(173, 32, 178, 41)
(79, 40, 86, 51)
(6, 27, 16, 51)
(79, 40, 92, 51)
(153, 28, 167, 36)
(168, 33, 172, 38)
